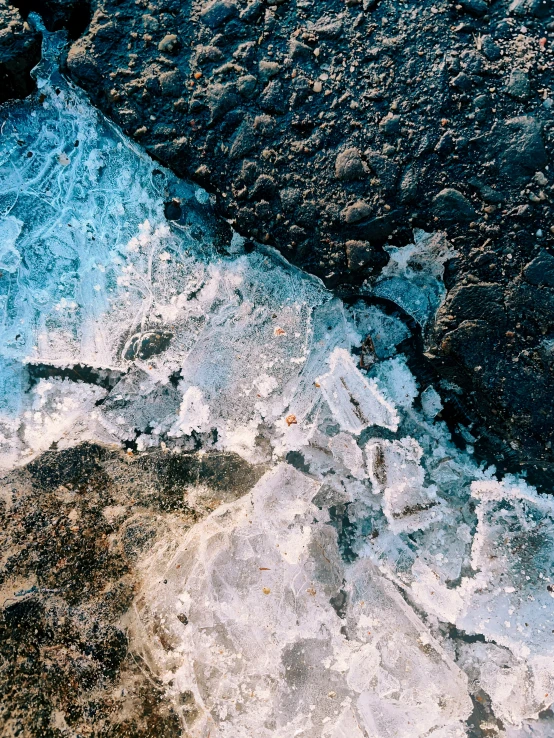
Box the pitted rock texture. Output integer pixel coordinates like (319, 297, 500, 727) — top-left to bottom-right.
(58, 0, 553, 280)
(8, 0, 554, 475)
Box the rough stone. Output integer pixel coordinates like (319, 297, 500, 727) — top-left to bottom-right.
(452, 72, 473, 91)
(481, 35, 501, 61)
(335, 147, 366, 181)
(0, 1, 41, 103)
(510, 0, 554, 17)
(524, 251, 554, 288)
(505, 69, 531, 100)
(499, 117, 547, 184)
(158, 34, 179, 53)
(258, 59, 280, 81)
(200, 0, 239, 29)
(379, 113, 402, 136)
(352, 211, 399, 243)
(342, 200, 373, 224)
(366, 151, 399, 193)
(399, 167, 419, 203)
(432, 188, 476, 224)
(458, 0, 488, 15)
(159, 70, 181, 96)
(236, 74, 257, 97)
(345, 239, 375, 270)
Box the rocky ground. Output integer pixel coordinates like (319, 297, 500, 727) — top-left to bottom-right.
(0, 1, 41, 102)
(1, 2, 554, 474)
(0, 443, 264, 736)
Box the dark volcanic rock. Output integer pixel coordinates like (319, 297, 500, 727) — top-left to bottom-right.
(0, 1, 41, 104)
(524, 250, 554, 288)
(458, 0, 489, 15)
(123, 330, 174, 361)
(505, 68, 532, 100)
(335, 147, 367, 182)
(342, 199, 373, 225)
(498, 117, 548, 185)
(58, 0, 553, 292)
(346, 239, 376, 270)
(201, 0, 239, 29)
(432, 188, 476, 224)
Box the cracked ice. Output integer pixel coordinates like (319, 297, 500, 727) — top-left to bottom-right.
(1, 34, 554, 738)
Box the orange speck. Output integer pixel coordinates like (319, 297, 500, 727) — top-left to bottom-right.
(286, 414, 297, 426)
(194, 71, 202, 79)
(262, 587, 271, 595)
(274, 327, 286, 336)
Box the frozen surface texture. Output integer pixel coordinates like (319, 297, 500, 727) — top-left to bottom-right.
(132, 464, 471, 738)
(2, 37, 554, 738)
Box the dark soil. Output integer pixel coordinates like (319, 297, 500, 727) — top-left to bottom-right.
(0, 443, 264, 737)
(0, 0, 41, 102)
(3, 0, 554, 474)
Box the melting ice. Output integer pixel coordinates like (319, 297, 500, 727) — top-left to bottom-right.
(2, 32, 554, 738)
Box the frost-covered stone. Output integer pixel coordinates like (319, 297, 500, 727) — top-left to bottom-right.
(328, 432, 366, 479)
(458, 642, 554, 728)
(316, 348, 399, 434)
(372, 355, 419, 409)
(365, 437, 444, 533)
(459, 480, 554, 662)
(421, 385, 443, 418)
(371, 229, 458, 328)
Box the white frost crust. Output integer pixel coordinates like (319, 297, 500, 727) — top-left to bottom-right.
(421, 385, 443, 418)
(170, 386, 211, 437)
(458, 642, 554, 728)
(328, 432, 366, 480)
(372, 355, 419, 409)
(316, 348, 399, 434)
(0, 378, 109, 470)
(131, 465, 471, 738)
(456, 479, 554, 662)
(365, 437, 444, 533)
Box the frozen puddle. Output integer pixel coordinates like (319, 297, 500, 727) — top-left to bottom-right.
(2, 31, 554, 738)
